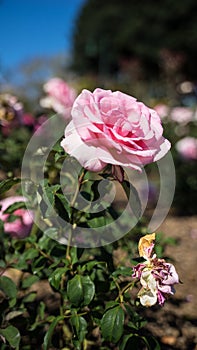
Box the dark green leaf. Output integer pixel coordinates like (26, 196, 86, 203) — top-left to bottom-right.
(22, 275, 39, 289)
(81, 260, 106, 272)
(52, 141, 65, 153)
(55, 192, 71, 221)
(5, 310, 24, 321)
(101, 304, 124, 343)
(31, 256, 46, 274)
(38, 180, 61, 217)
(48, 267, 68, 290)
(112, 266, 132, 277)
(23, 292, 37, 303)
(0, 325, 20, 350)
(122, 180, 141, 219)
(0, 178, 21, 195)
(23, 248, 39, 261)
(70, 315, 87, 343)
(142, 335, 161, 350)
(120, 335, 141, 350)
(43, 227, 59, 241)
(70, 246, 84, 265)
(67, 274, 95, 307)
(0, 276, 17, 299)
(4, 201, 27, 214)
(43, 315, 64, 350)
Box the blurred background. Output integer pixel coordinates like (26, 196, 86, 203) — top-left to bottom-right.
(0, 0, 197, 215)
(1, 0, 197, 104)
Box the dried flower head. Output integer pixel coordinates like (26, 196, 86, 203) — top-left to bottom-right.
(132, 233, 179, 307)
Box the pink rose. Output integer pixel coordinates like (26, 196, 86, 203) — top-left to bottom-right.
(40, 77, 77, 118)
(175, 136, 197, 160)
(170, 106, 194, 124)
(61, 88, 171, 172)
(154, 103, 169, 120)
(0, 196, 34, 238)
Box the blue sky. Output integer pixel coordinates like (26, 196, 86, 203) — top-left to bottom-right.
(0, 0, 85, 71)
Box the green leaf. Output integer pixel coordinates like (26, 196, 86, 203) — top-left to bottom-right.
(5, 310, 24, 321)
(0, 276, 17, 299)
(0, 178, 21, 195)
(22, 275, 39, 289)
(52, 141, 65, 153)
(38, 180, 61, 217)
(0, 325, 20, 350)
(67, 275, 95, 307)
(101, 304, 124, 343)
(119, 334, 141, 350)
(4, 201, 27, 214)
(31, 256, 46, 274)
(81, 260, 106, 272)
(70, 246, 84, 265)
(122, 180, 141, 219)
(23, 292, 37, 303)
(23, 248, 39, 261)
(55, 192, 71, 221)
(142, 336, 161, 350)
(112, 266, 132, 277)
(48, 267, 68, 290)
(43, 315, 64, 350)
(70, 315, 87, 344)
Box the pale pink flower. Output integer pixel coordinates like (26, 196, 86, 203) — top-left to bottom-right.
(170, 106, 194, 124)
(132, 233, 179, 307)
(40, 77, 77, 119)
(175, 137, 197, 160)
(0, 196, 34, 238)
(154, 104, 169, 120)
(61, 88, 171, 172)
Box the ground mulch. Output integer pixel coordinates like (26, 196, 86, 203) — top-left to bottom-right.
(143, 215, 197, 350)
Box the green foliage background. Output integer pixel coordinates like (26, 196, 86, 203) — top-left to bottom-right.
(72, 0, 197, 79)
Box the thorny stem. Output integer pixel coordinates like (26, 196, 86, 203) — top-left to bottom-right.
(115, 280, 135, 303)
(34, 244, 54, 263)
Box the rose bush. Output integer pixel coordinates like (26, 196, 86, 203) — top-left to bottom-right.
(61, 88, 171, 172)
(0, 196, 34, 238)
(0, 85, 181, 349)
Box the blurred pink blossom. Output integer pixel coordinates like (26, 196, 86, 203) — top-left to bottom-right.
(175, 137, 197, 160)
(22, 113, 35, 127)
(170, 107, 194, 124)
(40, 77, 77, 119)
(154, 104, 169, 119)
(0, 196, 34, 239)
(33, 115, 48, 133)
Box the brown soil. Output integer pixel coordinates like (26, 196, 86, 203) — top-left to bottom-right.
(143, 215, 197, 350)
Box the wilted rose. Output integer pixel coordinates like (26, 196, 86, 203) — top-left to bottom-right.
(132, 233, 179, 307)
(61, 88, 171, 172)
